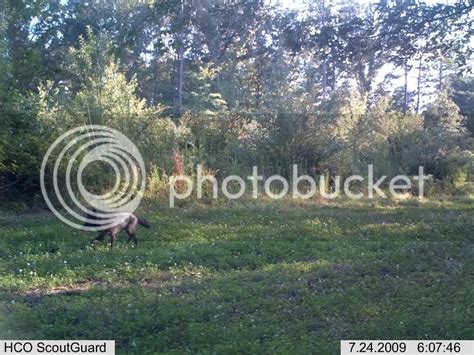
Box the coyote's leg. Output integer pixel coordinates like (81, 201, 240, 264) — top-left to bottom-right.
(126, 229, 138, 246)
(91, 232, 105, 248)
(110, 233, 116, 249)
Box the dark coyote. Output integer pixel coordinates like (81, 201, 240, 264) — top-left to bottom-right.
(84, 208, 151, 248)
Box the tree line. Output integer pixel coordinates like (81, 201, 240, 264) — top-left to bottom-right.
(0, 0, 473, 204)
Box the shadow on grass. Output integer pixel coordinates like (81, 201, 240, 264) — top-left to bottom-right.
(1, 255, 472, 354)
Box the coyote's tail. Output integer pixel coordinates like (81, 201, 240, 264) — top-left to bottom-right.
(137, 215, 151, 228)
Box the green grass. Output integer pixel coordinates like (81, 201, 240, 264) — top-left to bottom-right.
(0, 199, 473, 354)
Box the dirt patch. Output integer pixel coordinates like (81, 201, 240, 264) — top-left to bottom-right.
(15, 280, 109, 299)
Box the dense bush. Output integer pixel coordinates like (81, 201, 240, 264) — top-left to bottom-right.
(1, 31, 473, 206)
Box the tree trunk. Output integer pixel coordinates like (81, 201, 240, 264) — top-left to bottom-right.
(178, 43, 184, 114)
(320, 0, 328, 100)
(331, 55, 336, 92)
(416, 54, 423, 113)
(438, 57, 443, 91)
(177, 0, 186, 115)
(403, 63, 408, 114)
(322, 59, 327, 99)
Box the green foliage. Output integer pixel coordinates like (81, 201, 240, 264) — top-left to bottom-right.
(1, 0, 473, 202)
(35, 33, 188, 199)
(0, 90, 51, 200)
(445, 151, 474, 193)
(424, 91, 467, 136)
(450, 76, 474, 136)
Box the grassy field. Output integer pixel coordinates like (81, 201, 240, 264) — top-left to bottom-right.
(0, 199, 473, 354)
